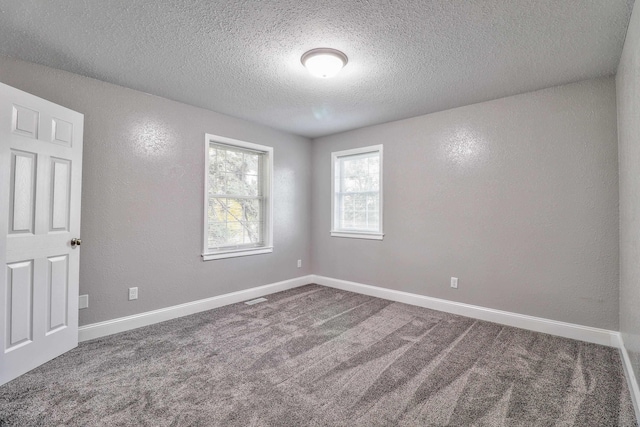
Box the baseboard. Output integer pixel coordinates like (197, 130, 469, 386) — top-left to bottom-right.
(81, 273, 619, 348)
(311, 275, 619, 347)
(616, 334, 640, 420)
(78, 275, 314, 342)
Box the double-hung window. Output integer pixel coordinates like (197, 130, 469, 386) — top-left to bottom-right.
(203, 134, 273, 260)
(331, 145, 383, 240)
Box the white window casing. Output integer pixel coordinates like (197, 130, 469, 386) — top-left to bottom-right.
(331, 144, 384, 240)
(203, 134, 273, 260)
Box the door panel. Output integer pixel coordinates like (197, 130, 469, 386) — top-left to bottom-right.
(9, 150, 37, 234)
(12, 105, 39, 139)
(6, 260, 33, 349)
(47, 254, 68, 333)
(0, 82, 83, 386)
(51, 118, 73, 147)
(50, 158, 71, 231)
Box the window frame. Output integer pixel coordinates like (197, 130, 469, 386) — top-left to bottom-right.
(330, 144, 384, 240)
(202, 133, 273, 261)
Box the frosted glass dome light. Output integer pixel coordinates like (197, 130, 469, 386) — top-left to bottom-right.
(301, 48, 348, 78)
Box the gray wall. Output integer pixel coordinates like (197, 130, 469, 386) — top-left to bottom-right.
(0, 56, 312, 326)
(0, 56, 622, 334)
(617, 1, 640, 385)
(311, 77, 619, 330)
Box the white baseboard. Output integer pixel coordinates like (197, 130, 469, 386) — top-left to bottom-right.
(80, 273, 619, 348)
(616, 334, 640, 420)
(78, 275, 314, 342)
(310, 275, 619, 347)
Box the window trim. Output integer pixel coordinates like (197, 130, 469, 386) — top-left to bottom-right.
(330, 144, 384, 240)
(202, 133, 273, 261)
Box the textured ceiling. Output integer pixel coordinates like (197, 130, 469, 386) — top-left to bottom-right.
(0, 1, 634, 138)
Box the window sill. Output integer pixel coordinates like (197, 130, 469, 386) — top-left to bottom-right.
(330, 231, 384, 240)
(202, 247, 273, 261)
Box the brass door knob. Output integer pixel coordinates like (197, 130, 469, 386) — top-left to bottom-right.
(71, 238, 82, 247)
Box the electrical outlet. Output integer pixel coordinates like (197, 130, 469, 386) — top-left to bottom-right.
(450, 277, 458, 289)
(128, 287, 138, 301)
(79, 294, 89, 309)
(297, 259, 302, 268)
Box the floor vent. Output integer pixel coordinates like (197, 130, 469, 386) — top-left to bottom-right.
(245, 297, 268, 305)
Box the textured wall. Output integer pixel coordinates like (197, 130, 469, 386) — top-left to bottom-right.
(617, 1, 640, 389)
(0, 55, 621, 334)
(0, 56, 312, 326)
(311, 78, 619, 330)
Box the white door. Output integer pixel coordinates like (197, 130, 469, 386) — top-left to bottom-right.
(0, 82, 83, 386)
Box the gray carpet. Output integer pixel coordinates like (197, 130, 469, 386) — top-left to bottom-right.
(0, 284, 636, 426)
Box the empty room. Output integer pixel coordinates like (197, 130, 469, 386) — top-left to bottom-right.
(1, 0, 639, 425)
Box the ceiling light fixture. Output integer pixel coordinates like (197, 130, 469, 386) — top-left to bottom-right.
(301, 48, 348, 78)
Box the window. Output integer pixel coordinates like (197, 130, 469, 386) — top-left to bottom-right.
(331, 145, 383, 240)
(203, 134, 273, 260)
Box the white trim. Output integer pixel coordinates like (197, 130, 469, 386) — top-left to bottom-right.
(330, 231, 384, 240)
(205, 134, 273, 154)
(331, 144, 383, 237)
(79, 273, 627, 363)
(310, 275, 619, 347)
(202, 247, 273, 260)
(78, 275, 313, 342)
(202, 133, 274, 261)
(616, 333, 640, 420)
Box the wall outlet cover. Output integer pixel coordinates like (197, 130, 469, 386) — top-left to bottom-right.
(79, 294, 89, 309)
